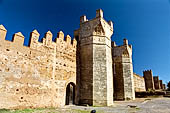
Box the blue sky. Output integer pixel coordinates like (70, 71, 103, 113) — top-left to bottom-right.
(0, 0, 170, 84)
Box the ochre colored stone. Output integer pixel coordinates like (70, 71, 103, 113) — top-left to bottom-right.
(0, 9, 165, 109)
(0, 28, 77, 109)
(133, 73, 146, 92)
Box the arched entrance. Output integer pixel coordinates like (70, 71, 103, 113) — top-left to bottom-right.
(66, 82, 75, 105)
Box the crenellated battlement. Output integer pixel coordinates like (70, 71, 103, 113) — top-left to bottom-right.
(143, 70, 152, 74)
(0, 25, 77, 109)
(0, 9, 166, 109)
(143, 70, 153, 78)
(112, 38, 135, 100)
(0, 24, 7, 41)
(0, 24, 77, 54)
(112, 39, 132, 49)
(143, 69, 155, 90)
(0, 24, 7, 31)
(112, 39, 132, 59)
(12, 32, 25, 46)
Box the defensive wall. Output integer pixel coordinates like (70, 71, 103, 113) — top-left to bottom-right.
(0, 24, 77, 109)
(133, 73, 146, 92)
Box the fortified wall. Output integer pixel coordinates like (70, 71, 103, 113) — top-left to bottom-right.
(153, 76, 161, 89)
(112, 39, 135, 100)
(0, 9, 136, 108)
(0, 25, 77, 109)
(159, 80, 163, 89)
(163, 84, 166, 90)
(0, 9, 166, 109)
(74, 9, 114, 106)
(133, 73, 146, 92)
(143, 70, 166, 91)
(133, 71, 166, 92)
(143, 70, 155, 91)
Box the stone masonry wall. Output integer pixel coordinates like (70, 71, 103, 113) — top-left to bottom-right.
(74, 9, 114, 106)
(112, 39, 135, 100)
(0, 25, 77, 109)
(143, 70, 155, 91)
(153, 76, 160, 90)
(133, 73, 146, 92)
(0, 9, 141, 108)
(159, 80, 163, 89)
(163, 84, 166, 90)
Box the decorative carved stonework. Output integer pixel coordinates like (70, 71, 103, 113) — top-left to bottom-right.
(94, 23, 105, 36)
(122, 50, 129, 57)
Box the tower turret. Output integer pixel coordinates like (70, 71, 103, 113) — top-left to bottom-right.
(143, 70, 155, 90)
(112, 39, 135, 100)
(74, 9, 113, 106)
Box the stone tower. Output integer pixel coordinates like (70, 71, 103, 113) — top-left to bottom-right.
(159, 80, 163, 89)
(153, 76, 161, 89)
(112, 39, 135, 100)
(143, 70, 155, 91)
(74, 9, 113, 106)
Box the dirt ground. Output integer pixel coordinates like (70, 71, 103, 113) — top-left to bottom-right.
(69, 97, 170, 113)
(1, 97, 170, 113)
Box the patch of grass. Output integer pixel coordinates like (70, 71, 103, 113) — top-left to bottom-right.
(136, 107, 140, 110)
(92, 105, 104, 107)
(0, 109, 10, 113)
(0, 108, 104, 113)
(12, 109, 35, 113)
(34, 107, 45, 111)
(73, 109, 90, 113)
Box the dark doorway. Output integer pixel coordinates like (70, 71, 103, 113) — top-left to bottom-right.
(66, 82, 75, 105)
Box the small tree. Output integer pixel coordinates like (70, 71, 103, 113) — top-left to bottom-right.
(167, 81, 170, 91)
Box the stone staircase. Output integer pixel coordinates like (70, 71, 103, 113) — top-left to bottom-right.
(164, 91, 170, 97)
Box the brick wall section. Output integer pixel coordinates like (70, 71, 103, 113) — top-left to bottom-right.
(143, 70, 155, 91)
(153, 76, 160, 89)
(112, 39, 135, 100)
(0, 25, 77, 109)
(74, 9, 114, 106)
(133, 73, 146, 92)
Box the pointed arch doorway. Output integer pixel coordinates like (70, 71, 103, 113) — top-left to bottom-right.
(65, 82, 75, 105)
